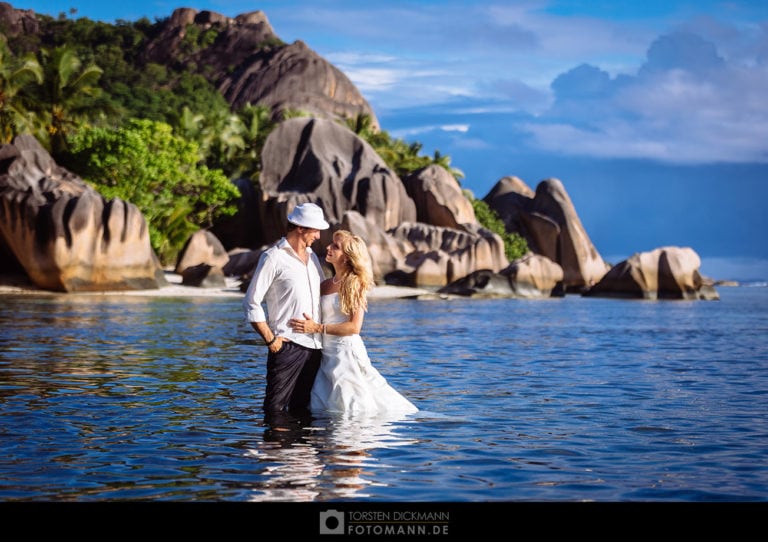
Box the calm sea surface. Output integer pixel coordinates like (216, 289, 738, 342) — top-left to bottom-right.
(1, 286, 766, 502)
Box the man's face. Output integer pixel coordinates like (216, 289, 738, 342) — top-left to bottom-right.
(299, 227, 321, 245)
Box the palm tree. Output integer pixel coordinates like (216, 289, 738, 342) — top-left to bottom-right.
(345, 112, 376, 140)
(34, 46, 104, 156)
(231, 103, 276, 178)
(430, 150, 465, 183)
(0, 40, 43, 143)
(174, 106, 206, 143)
(208, 109, 247, 170)
(171, 102, 277, 180)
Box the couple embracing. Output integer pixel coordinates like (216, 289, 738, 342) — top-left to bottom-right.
(243, 203, 418, 417)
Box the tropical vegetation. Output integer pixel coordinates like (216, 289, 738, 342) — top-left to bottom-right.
(67, 119, 240, 264)
(469, 194, 530, 261)
(0, 10, 527, 264)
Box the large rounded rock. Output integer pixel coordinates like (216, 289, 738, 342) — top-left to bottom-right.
(0, 3, 40, 36)
(403, 165, 476, 228)
(483, 175, 535, 234)
(260, 117, 416, 232)
(438, 269, 516, 297)
(175, 230, 230, 287)
(175, 230, 229, 275)
(340, 210, 411, 283)
(502, 253, 564, 298)
(486, 176, 609, 291)
(224, 40, 378, 125)
(388, 222, 508, 287)
(437, 253, 563, 298)
(0, 135, 165, 292)
(526, 178, 610, 290)
(141, 8, 378, 128)
(584, 246, 719, 300)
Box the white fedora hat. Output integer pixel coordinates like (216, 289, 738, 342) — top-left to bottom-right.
(287, 202, 330, 230)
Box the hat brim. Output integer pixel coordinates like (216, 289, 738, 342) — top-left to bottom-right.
(287, 218, 330, 230)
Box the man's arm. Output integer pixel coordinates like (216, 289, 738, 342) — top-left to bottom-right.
(243, 251, 274, 331)
(252, 320, 284, 354)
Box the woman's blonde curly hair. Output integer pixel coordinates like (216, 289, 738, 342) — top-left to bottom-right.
(333, 230, 375, 316)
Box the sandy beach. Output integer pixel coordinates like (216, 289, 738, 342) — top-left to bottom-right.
(0, 271, 435, 300)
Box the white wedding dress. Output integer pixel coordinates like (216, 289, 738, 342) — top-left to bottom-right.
(310, 293, 418, 415)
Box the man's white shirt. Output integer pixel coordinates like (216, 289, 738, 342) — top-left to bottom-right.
(243, 238, 324, 349)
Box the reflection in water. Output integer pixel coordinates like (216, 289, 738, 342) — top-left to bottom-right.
(246, 410, 323, 502)
(317, 412, 419, 500)
(4, 291, 767, 501)
(246, 410, 418, 502)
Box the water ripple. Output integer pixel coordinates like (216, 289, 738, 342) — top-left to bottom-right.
(0, 289, 767, 501)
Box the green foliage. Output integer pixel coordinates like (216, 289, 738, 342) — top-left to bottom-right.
(25, 45, 106, 155)
(256, 37, 286, 50)
(0, 39, 43, 143)
(66, 119, 241, 264)
(227, 103, 279, 178)
(345, 113, 465, 183)
(181, 25, 219, 53)
(2, 13, 483, 268)
(8, 14, 229, 136)
(171, 102, 277, 180)
(469, 193, 529, 262)
(6, 14, 461, 190)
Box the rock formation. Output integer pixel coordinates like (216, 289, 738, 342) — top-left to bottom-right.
(258, 117, 415, 234)
(438, 253, 564, 298)
(485, 176, 610, 291)
(0, 5, 720, 300)
(339, 210, 413, 283)
(140, 8, 379, 128)
(482, 175, 534, 235)
(234, 117, 508, 287)
(0, 135, 165, 292)
(0, 2, 39, 36)
(404, 165, 476, 229)
(387, 222, 507, 287)
(583, 246, 719, 300)
(502, 253, 565, 298)
(175, 229, 229, 287)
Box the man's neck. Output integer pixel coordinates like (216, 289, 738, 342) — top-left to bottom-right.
(286, 231, 308, 261)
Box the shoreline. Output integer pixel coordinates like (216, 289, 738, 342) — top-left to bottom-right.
(0, 272, 436, 300)
(0, 272, 754, 301)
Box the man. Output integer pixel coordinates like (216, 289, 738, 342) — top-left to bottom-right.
(243, 202, 329, 413)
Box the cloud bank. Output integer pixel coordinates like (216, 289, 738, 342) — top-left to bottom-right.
(307, 2, 768, 165)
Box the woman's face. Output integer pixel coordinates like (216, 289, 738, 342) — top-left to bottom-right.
(326, 237, 345, 267)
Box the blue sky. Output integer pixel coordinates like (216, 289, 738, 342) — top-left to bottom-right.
(18, 1, 768, 280)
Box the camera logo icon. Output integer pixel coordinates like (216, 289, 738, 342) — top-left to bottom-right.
(319, 509, 345, 535)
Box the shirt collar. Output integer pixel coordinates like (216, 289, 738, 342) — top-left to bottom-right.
(277, 236, 314, 258)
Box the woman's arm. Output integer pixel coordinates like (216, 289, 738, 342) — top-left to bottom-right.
(289, 307, 365, 336)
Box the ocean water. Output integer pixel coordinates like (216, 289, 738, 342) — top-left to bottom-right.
(0, 286, 766, 503)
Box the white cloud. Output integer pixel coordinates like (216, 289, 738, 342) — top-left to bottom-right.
(299, 3, 768, 164)
(324, 52, 399, 65)
(389, 125, 437, 138)
(45, 0, 766, 165)
(521, 122, 674, 161)
(389, 124, 459, 138)
(525, 27, 768, 164)
(440, 124, 470, 133)
(337, 67, 403, 93)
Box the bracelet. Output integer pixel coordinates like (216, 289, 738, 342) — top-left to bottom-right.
(265, 335, 277, 346)
(322, 324, 326, 334)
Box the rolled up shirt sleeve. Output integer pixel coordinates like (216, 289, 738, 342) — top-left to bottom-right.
(243, 251, 275, 323)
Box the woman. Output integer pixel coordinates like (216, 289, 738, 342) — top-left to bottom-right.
(289, 230, 418, 416)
